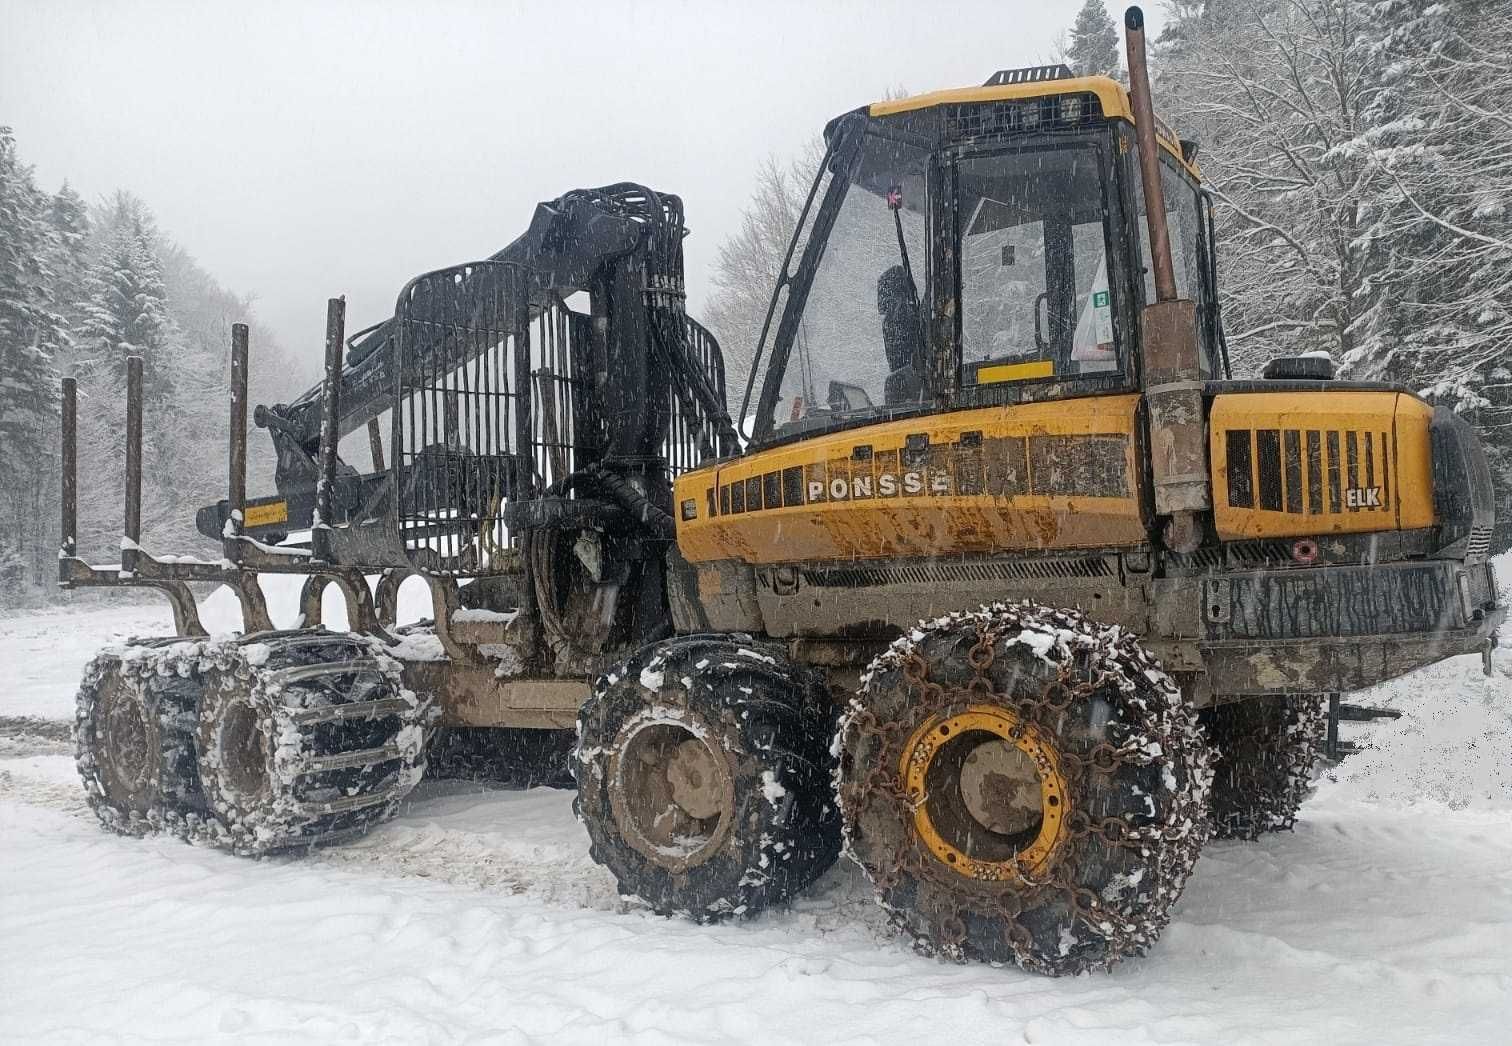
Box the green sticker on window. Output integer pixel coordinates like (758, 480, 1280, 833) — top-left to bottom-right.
(1093, 290, 1109, 308)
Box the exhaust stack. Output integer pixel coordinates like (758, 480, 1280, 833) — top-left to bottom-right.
(1125, 5, 1210, 553)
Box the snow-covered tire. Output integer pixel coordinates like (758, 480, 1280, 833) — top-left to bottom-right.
(575, 635, 841, 921)
(427, 727, 576, 788)
(76, 640, 208, 836)
(1202, 695, 1326, 840)
(837, 604, 1213, 976)
(195, 631, 427, 855)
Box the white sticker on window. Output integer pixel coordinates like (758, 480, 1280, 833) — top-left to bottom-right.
(1073, 256, 1115, 366)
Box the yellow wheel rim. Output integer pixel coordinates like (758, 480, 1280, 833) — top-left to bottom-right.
(900, 706, 1069, 880)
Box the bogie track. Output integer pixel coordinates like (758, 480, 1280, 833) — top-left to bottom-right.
(76, 639, 211, 835)
(195, 631, 428, 855)
(75, 630, 429, 855)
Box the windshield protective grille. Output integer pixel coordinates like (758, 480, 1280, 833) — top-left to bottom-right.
(945, 93, 1103, 144)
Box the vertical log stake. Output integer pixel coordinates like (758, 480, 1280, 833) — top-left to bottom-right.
(227, 323, 250, 564)
(60, 376, 77, 574)
(123, 355, 144, 574)
(315, 298, 345, 562)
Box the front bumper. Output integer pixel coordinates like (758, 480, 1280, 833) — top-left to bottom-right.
(1200, 558, 1502, 695)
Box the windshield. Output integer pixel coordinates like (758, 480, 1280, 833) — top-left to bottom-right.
(760, 132, 929, 439)
(749, 130, 1126, 445)
(958, 144, 1119, 385)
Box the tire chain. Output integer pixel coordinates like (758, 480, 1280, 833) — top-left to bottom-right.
(1208, 695, 1327, 839)
(837, 602, 1213, 974)
(78, 633, 426, 852)
(77, 638, 229, 842)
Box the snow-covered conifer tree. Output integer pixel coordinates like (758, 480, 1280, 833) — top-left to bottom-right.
(77, 193, 173, 397)
(1067, 0, 1121, 78)
(0, 127, 67, 596)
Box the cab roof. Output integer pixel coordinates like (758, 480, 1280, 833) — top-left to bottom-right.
(864, 70, 1199, 179)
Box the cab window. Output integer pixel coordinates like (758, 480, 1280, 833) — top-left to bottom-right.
(766, 132, 930, 437)
(957, 144, 1121, 386)
(1134, 159, 1218, 375)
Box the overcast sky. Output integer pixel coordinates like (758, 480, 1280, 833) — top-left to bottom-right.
(2, 0, 1157, 389)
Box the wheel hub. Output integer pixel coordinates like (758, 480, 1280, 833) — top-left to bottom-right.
(610, 716, 735, 872)
(99, 683, 152, 794)
(666, 737, 724, 820)
(900, 706, 1069, 880)
(958, 739, 1042, 836)
(219, 701, 270, 799)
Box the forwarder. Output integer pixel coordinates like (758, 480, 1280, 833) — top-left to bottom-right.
(64, 9, 1500, 975)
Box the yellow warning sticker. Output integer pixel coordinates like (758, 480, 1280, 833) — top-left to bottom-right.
(244, 501, 289, 528)
(976, 359, 1055, 384)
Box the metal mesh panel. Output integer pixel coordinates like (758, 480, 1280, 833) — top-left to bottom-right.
(531, 301, 594, 491)
(665, 317, 729, 476)
(392, 259, 725, 575)
(944, 93, 1103, 143)
(392, 261, 533, 576)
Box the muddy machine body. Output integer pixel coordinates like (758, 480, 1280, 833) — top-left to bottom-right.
(66, 9, 1500, 974)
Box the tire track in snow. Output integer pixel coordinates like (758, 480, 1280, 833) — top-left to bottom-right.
(0, 738, 893, 947)
(0, 716, 72, 758)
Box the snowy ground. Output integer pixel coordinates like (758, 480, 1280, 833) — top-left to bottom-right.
(3, 569, 1511, 1045)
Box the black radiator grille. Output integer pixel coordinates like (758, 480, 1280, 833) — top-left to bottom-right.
(1227, 541, 1297, 567)
(1167, 541, 1295, 573)
(1466, 524, 1493, 563)
(800, 556, 1113, 589)
(1225, 425, 1391, 516)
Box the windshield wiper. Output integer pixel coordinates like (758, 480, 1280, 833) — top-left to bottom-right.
(886, 185, 923, 328)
